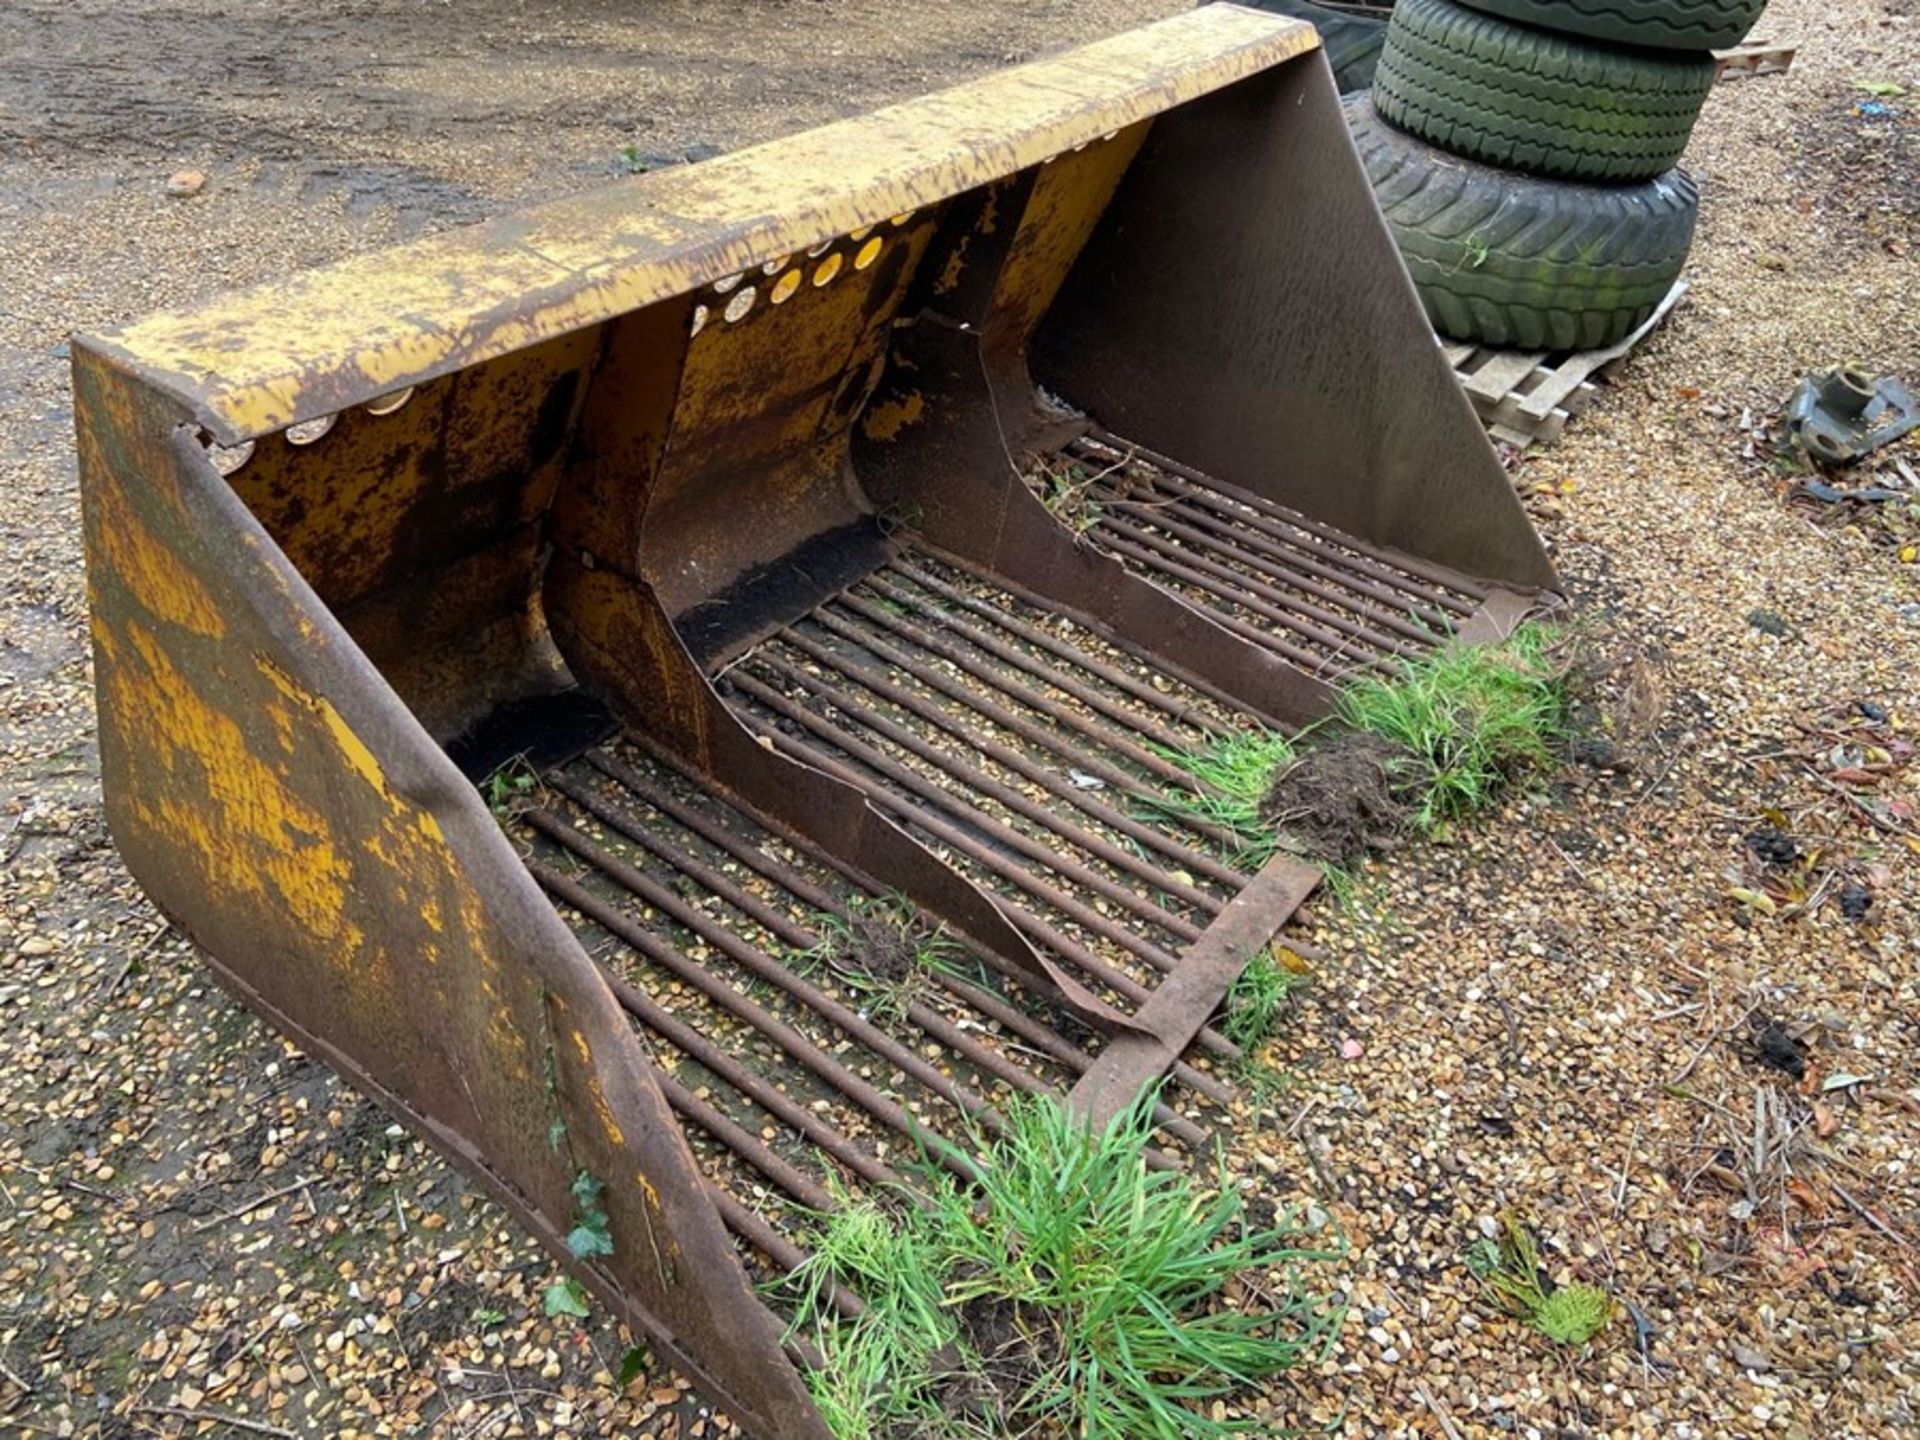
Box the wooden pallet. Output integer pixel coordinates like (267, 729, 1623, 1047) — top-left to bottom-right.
(1713, 41, 1798, 80)
(1441, 282, 1688, 450)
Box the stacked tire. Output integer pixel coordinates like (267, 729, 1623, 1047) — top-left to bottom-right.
(1348, 0, 1768, 350)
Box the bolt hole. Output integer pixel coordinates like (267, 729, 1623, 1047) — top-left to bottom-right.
(207, 440, 255, 476)
(365, 386, 415, 416)
(713, 273, 744, 295)
(770, 270, 802, 305)
(285, 415, 336, 446)
(723, 285, 757, 322)
(813, 254, 844, 287)
(854, 237, 884, 271)
(691, 303, 710, 337)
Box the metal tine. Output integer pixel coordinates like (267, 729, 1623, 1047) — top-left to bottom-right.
(836, 589, 1200, 760)
(923, 548, 1286, 726)
(868, 563, 1225, 735)
(708, 1188, 863, 1321)
(1094, 482, 1458, 638)
(554, 768, 1213, 1152)
(750, 648, 1227, 915)
(993, 904, 1244, 1066)
(548, 772, 1092, 1104)
(582, 747, 1232, 1124)
(771, 623, 1241, 888)
(814, 603, 1200, 792)
(587, 932, 906, 1190)
(719, 716, 1241, 1111)
(726, 678, 1199, 962)
(800, 607, 1240, 849)
(656, 1069, 837, 1213)
(802, 606, 1236, 852)
(540, 809, 1193, 1172)
(1090, 519, 1415, 659)
(1078, 431, 1486, 607)
(531, 867, 988, 1188)
(949, 934, 1235, 1107)
(528, 815, 1007, 1131)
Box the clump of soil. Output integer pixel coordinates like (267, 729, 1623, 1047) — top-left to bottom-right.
(1261, 731, 1407, 866)
(833, 908, 926, 987)
(930, 1287, 1059, 1435)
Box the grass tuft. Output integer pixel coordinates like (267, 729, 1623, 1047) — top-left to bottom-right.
(806, 893, 968, 1022)
(1222, 949, 1309, 1053)
(783, 1093, 1342, 1439)
(1148, 729, 1296, 869)
(1336, 624, 1570, 834)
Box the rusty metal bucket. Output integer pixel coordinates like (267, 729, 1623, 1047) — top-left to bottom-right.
(73, 7, 1556, 1435)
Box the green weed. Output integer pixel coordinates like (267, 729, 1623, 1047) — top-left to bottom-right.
(783, 1093, 1342, 1439)
(480, 756, 538, 818)
(1147, 729, 1296, 868)
(1464, 1212, 1611, 1347)
(806, 893, 967, 1022)
(1336, 624, 1570, 834)
(1222, 949, 1308, 1052)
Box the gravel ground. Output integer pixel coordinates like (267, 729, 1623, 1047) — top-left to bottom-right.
(2, 0, 1916, 1436)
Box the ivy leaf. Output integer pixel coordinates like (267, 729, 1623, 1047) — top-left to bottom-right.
(547, 1118, 567, 1153)
(570, 1170, 606, 1208)
(543, 1276, 590, 1320)
(567, 1218, 615, 1259)
(617, 1346, 649, 1387)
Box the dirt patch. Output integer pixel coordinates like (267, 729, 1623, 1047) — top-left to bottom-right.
(1261, 731, 1407, 866)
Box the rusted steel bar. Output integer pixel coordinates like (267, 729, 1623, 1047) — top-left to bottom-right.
(548, 772, 1076, 1092)
(956, 938, 1235, 1106)
(590, 747, 1239, 1092)
(549, 773, 1218, 1144)
(773, 626, 1241, 889)
(1062, 530, 1337, 674)
(870, 564, 1224, 734)
(531, 863, 980, 1176)
(552, 786, 1071, 1128)
(590, 941, 905, 1190)
(1098, 494, 1455, 642)
(656, 1071, 837, 1213)
(708, 1188, 863, 1322)
(528, 814, 1006, 1129)
(814, 605, 1200, 792)
(836, 590, 1200, 760)
(994, 905, 1240, 1064)
(727, 677, 1199, 963)
(1068, 857, 1321, 1128)
(1092, 515, 1420, 658)
(1071, 435, 1472, 615)
(920, 545, 1292, 727)
(578, 752, 1220, 1139)
(800, 608, 1242, 851)
(1081, 431, 1488, 605)
(751, 651, 1224, 917)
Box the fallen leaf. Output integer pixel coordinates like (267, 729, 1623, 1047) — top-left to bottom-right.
(1812, 1100, 1839, 1137)
(1727, 886, 1778, 915)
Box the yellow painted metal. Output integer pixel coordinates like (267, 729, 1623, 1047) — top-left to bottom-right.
(84, 5, 1319, 440)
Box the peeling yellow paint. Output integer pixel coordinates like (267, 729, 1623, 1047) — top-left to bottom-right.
(87, 479, 226, 638)
(102, 618, 359, 950)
